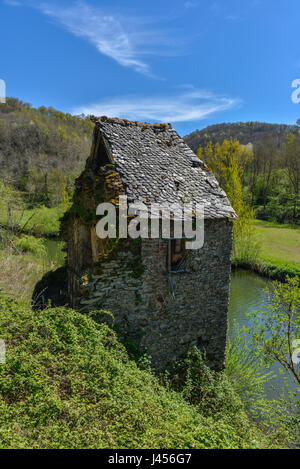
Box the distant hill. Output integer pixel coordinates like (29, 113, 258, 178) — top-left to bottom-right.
(0, 97, 93, 186)
(0, 97, 94, 205)
(184, 122, 299, 153)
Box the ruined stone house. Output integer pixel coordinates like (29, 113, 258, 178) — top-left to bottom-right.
(59, 116, 237, 370)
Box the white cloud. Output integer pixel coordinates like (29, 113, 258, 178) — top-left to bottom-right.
(38, 1, 149, 75)
(4, 0, 181, 76)
(184, 1, 199, 8)
(31, 0, 180, 77)
(73, 87, 241, 123)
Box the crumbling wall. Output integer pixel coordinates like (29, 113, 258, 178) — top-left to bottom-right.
(60, 126, 125, 306)
(74, 218, 233, 371)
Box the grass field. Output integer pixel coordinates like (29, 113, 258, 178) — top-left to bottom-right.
(0, 205, 61, 237)
(253, 220, 300, 275)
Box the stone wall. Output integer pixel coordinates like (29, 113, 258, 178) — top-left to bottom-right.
(74, 218, 233, 371)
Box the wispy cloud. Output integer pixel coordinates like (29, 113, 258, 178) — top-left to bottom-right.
(40, 1, 154, 75)
(184, 1, 200, 9)
(5, 0, 181, 77)
(73, 87, 241, 123)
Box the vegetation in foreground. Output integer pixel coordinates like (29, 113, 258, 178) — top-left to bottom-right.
(251, 276, 300, 387)
(0, 296, 282, 449)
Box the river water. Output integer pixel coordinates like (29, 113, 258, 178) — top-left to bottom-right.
(229, 270, 298, 400)
(44, 239, 66, 266)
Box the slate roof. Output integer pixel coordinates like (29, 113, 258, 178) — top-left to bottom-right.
(91, 116, 237, 220)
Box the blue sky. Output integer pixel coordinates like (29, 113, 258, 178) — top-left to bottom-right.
(1, 0, 300, 136)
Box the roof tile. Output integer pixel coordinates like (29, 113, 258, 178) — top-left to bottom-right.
(91, 116, 237, 219)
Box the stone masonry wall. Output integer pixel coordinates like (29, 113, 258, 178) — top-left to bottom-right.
(76, 218, 233, 371)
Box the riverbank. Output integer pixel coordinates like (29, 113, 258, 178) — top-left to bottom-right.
(232, 259, 300, 281)
(232, 220, 300, 281)
(0, 223, 59, 239)
(0, 204, 62, 238)
(0, 239, 65, 303)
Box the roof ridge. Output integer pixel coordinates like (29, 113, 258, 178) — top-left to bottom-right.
(88, 116, 236, 219)
(90, 115, 172, 130)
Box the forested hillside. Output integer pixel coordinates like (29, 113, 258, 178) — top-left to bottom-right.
(184, 122, 298, 153)
(185, 122, 300, 225)
(0, 98, 93, 207)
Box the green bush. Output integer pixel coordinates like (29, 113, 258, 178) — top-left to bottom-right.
(225, 326, 273, 410)
(15, 235, 46, 258)
(21, 205, 61, 236)
(164, 348, 249, 426)
(0, 297, 280, 449)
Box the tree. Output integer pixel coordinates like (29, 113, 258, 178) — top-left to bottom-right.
(198, 139, 252, 215)
(281, 133, 300, 223)
(254, 135, 279, 211)
(198, 139, 259, 263)
(249, 277, 300, 445)
(251, 277, 300, 387)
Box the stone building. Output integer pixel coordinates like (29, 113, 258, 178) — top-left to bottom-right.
(60, 116, 236, 370)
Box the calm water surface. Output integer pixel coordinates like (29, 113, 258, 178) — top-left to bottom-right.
(44, 239, 65, 266)
(229, 270, 298, 399)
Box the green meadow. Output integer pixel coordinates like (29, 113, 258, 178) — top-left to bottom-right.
(253, 220, 300, 277)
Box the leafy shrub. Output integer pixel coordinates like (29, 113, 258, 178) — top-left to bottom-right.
(232, 220, 261, 265)
(15, 235, 46, 258)
(162, 348, 257, 430)
(225, 325, 273, 410)
(0, 250, 46, 303)
(22, 206, 61, 236)
(0, 298, 279, 449)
